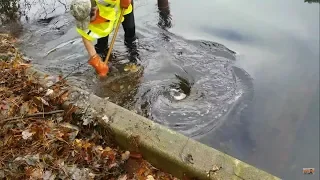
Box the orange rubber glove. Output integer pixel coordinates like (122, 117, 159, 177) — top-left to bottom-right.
(88, 54, 109, 77)
(120, 0, 131, 9)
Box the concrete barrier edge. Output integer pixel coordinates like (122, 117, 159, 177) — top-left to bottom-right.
(25, 67, 281, 180)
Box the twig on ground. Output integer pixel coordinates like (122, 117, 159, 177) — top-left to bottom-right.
(1, 110, 64, 122)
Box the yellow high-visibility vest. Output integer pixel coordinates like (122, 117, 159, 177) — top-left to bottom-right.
(76, 0, 132, 41)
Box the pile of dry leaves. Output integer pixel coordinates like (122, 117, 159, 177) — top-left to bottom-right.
(0, 34, 176, 180)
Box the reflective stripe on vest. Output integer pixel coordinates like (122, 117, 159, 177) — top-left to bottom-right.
(97, 0, 115, 8)
(85, 29, 101, 39)
(89, 19, 116, 37)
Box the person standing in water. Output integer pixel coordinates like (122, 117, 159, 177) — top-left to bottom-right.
(70, 0, 137, 76)
(157, 0, 172, 30)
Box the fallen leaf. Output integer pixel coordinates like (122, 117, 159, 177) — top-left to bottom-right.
(39, 97, 49, 106)
(118, 174, 127, 180)
(108, 163, 118, 169)
(83, 117, 93, 126)
(146, 175, 155, 180)
(18, 62, 31, 67)
(28, 104, 39, 114)
(59, 90, 69, 103)
(94, 146, 104, 155)
(124, 64, 139, 73)
(45, 89, 54, 96)
(43, 170, 56, 180)
(25, 167, 34, 177)
(32, 96, 47, 108)
(60, 123, 79, 141)
(53, 159, 64, 168)
(74, 139, 82, 148)
(121, 151, 130, 161)
(22, 129, 34, 140)
(93, 162, 101, 169)
(101, 150, 110, 158)
(89, 173, 95, 179)
(65, 166, 92, 180)
(19, 101, 29, 115)
(137, 166, 146, 177)
(26, 154, 40, 166)
(105, 147, 112, 151)
(103, 150, 116, 162)
(212, 165, 222, 172)
(30, 168, 43, 179)
(14, 157, 24, 161)
(102, 115, 109, 123)
(54, 130, 66, 142)
(82, 141, 92, 150)
(15, 154, 40, 166)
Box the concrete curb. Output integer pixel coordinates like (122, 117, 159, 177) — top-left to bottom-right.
(26, 67, 281, 180)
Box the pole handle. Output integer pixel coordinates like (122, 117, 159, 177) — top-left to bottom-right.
(104, 8, 125, 64)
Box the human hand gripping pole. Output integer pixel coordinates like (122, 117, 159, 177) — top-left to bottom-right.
(94, 8, 126, 77)
(88, 54, 109, 77)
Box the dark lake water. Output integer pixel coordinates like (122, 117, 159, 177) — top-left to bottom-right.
(14, 0, 319, 179)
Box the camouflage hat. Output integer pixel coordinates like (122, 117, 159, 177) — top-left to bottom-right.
(70, 0, 92, 30)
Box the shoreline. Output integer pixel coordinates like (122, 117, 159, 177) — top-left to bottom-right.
(0, 33, 281, 180)
(0, 33, 176, 180)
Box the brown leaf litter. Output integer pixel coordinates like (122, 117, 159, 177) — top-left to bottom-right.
(0, 34, 177, 180)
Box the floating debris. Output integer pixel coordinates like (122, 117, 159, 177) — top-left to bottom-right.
(169, 88, 187, 101)
(124, 63, 139, 73)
